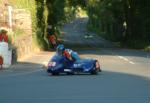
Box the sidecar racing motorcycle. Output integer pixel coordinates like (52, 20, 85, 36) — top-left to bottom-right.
(47, 54, 101, 75)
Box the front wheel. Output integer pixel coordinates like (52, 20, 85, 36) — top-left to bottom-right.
(91, 68, 98, 75)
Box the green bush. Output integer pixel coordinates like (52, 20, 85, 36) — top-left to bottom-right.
(145, 46, 150, 51)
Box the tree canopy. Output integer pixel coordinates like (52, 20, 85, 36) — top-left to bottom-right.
(6, 0, 150, 49)
(87, 0, 150, 49)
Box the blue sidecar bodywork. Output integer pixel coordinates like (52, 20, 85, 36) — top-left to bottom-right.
(47, 54, 101, 75)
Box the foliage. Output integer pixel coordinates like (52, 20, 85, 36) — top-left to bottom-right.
(86, 0, 150, 49)
(145, 46, 150, 51)
(35, 0, 48, 50)
(7, 0, 87, 50)
(7, 0, 150, 50)
(45, 0, 86, 28)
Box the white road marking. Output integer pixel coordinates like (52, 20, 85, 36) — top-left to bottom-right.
(129, 61, 135, 64)
(117, 56, 135, 64)
(118, 56, 128, 61)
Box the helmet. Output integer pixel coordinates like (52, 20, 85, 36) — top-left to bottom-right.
(56, 44, 65, 55)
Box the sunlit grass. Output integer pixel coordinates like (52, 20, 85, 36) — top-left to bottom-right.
(145, 45, 150, 51)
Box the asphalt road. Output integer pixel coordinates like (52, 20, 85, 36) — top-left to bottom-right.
(0, 17, 150, 103)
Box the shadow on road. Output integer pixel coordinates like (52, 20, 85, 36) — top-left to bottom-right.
(0, 64, 150, 103)
(41, 70, 150, 103)
(0, 62, 44, 77)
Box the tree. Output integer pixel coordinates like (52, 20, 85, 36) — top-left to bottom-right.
(86, 0, 150, 48)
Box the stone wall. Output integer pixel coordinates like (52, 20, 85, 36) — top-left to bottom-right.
(12, 9, 34, 60)
(0, 6, 34, 61)
(0, 4, 8, 27)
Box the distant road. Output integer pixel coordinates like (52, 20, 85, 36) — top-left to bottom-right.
(61, 17, 114, 48)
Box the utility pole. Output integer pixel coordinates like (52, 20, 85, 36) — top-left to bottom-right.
(7, 5, 12, 30)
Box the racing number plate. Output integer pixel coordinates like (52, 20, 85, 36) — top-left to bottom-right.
(48, 62, 56, 67)
(73, 64, 81, 68)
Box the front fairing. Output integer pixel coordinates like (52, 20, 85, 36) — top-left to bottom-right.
(47, 54, 73, 72)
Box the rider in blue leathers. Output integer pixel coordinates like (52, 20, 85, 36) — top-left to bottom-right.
(56, 44, 80, 61)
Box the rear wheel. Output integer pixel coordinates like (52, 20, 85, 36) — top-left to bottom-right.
(91, 68, 98, 75)
(95, 60, 102, 72)
(52, 72, 59, 76)
(66, 72, 74, 75)
(91, 61, 101, 75)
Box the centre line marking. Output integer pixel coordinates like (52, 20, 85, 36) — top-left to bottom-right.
(117, 56, 135, 64)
